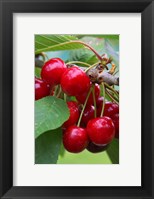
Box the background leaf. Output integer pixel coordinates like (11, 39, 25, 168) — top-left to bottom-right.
(105, 39, 119, 66)
(68, 36, 119, 67)
(57, 149, 112, 164)
(106, 139, 119, 164)
(35, 96, 69, 138)
(68, 36, 106, 65)
(76, 34, 119, 40)
(35, 35, 84, 54)
(35, 128, 62, 164)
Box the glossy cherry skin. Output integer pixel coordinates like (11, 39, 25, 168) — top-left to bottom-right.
(87, 141, 109, 153)
(111, 113, 119, 139)
(61, 66, 91, 96)
(35, 77, 50, 100)
(96, 96, 104, 108)
(86, 116, 115, 145)
(76, 84, 100, 106)
(63, 126, 89, 153)
(63, 101, 79, 128)
(97, 96, 104, 117)
(81, 105, 95, 126)
(104, 102, 119, 117)
(41, 58, 67, 86)
(98, 101, 119, 117)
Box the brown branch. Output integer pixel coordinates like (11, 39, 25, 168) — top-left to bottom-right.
(87, 68, 119, 86)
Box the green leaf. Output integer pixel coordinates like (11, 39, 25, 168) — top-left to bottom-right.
(69, 35, 119, 66)
(35, 35, 84, 54)
(106, 139, 119, 164)
(35, 96, 69, 138)
(35, 67, 41, 78)
(68, 37, 106, 65)
(35, 128, 62, 164)
(59, 143, 66, 157)
(104, 39, 119, 66)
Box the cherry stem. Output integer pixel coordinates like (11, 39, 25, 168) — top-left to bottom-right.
(77, 87, 93, 127)
(36, 40, 103, 62)
(105, 89, 119, 104)
(64, 93, 67, 102)
(56, 86, 62, 98)
(106, 88, 119, 102)
(113, 70, 119, 76)
(100, 83, 106, 117)
(36, 52, 46, 62)
(53, 85, 59, 97)
(70, 41, 103, 61)
(92, 84, 97, 118)
(85, 61, 100, 73)
(66, 61, 91, 68)
(104, 83, 119, 97)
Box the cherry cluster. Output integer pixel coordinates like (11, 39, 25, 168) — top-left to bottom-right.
(35, 58, 119, 154)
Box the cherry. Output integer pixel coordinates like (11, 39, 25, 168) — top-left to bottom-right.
(41, 58, 67, 86)
(35, 77, 50, 100)
(61, 66, 90, 96)
(81, 105, 95, 126)
(63, 101, 79, 128)
(50, 88, 55, 96)
(76, 83, 100, 106)
(86, 116, 115, 145)
(96, 96, 104, 108)
(104, 102, 119, 117)
(96, 96, 104, 116)
(63, 126, 89, 153)
(111, 113, 119, 139)
(87, 141, 109, 153)
(97, 101, 119, 117)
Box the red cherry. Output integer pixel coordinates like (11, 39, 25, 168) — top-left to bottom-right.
(104, 102, 119, 117)
(96, 96, 104, 116)
(35, 77, 50, 100)
(49, 86, 55, 96)
(98, 102, 119, 117)
(63, 101, 79, 128)
(63, 126, 89, 153)
(111, 113, 119, 139)
(61, 66, 90, 96)
(87, 141, 109, 153)
(86, 117, 115, 145)
(96, 96, 104, 108)
(76, 83, 100, 106)
(81, 105, 95, 126)
(41, 58, 67, 86)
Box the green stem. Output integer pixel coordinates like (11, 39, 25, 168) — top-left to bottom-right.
(100, 83, 106, 117)
(45, 53, 49, 61)
(85, 61, 100, 73)
(92, 84, 97, 118)
(53, 85, 59, 97)
(66, 61, 91, 68)
(77, 87, 93, 127)
(64, 93, 67, 102)
(56, 86, 62, 98)
(113, 70, 119, 76)
(106, 88, 119, 102)
(106, 89, 119, 104)
(104, 82, 119, 97)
